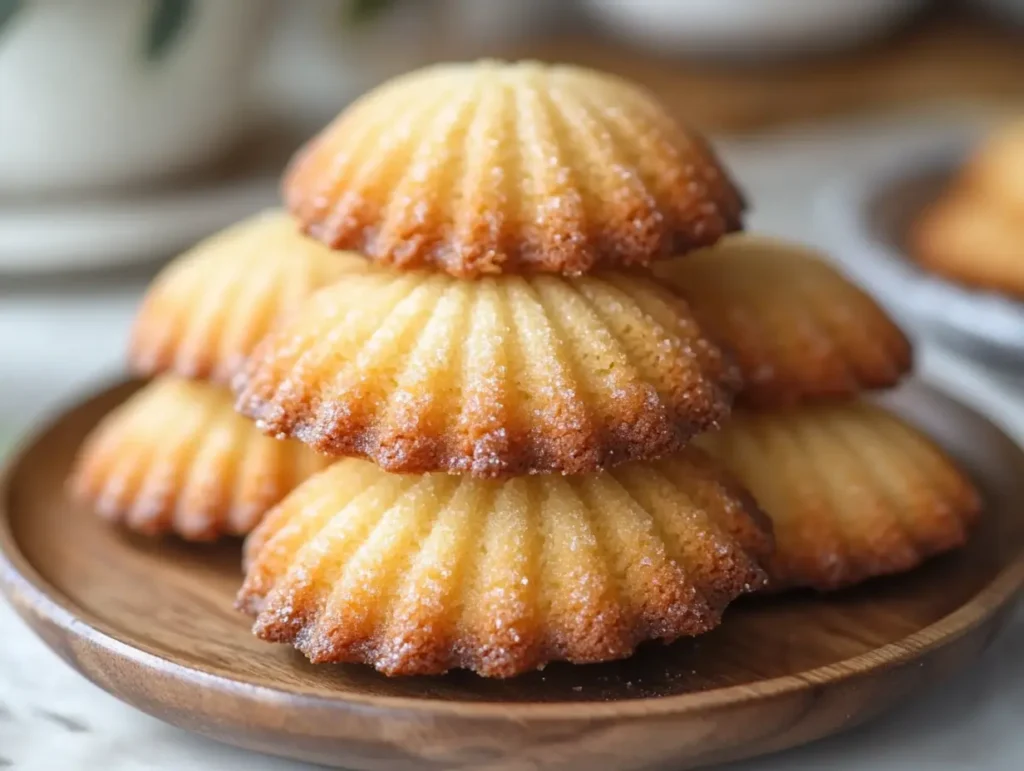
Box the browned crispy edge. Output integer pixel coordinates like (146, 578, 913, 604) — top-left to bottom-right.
(761, 435, 983, 594)
(67, 406, 319, 543)
(235, 367, 739, 477)
(236, 453, 771, 678)
(282, 138, 746, 278)
(732, 322, 914, 410)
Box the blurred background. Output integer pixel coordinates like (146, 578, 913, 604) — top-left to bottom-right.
(1, 0, 1023, 456)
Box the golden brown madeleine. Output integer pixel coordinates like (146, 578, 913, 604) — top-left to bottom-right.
(69, 378, 331, 541)
(960, 119, 1024, 216)
(235, 269, 740, 476)
(910, 193, 1024, 298)
(284, 60, 745, 277)
(130, 210, 373, 384)
(654, 235, 913, 407)
(697, 401, 981, 592)
(238, 453, 771, 678)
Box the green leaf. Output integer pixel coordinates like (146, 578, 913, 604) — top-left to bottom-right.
(343, 0, 398, 27)
(0, 0, 23, 40)
(145, 0, 193, 62)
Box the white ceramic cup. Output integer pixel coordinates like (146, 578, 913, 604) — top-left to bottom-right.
(0, 0, 272, 195)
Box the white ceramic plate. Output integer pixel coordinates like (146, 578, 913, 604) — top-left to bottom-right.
(0, 170, 278, 275)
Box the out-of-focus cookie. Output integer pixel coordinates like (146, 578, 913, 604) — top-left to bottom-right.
(237, 452, 772, 678)
(69, 378, 331, 541)
(910, 193, 1024, 299)
(129, 210, 373, 384)
(234, 269, 740, 476)
(654, 235, 913, 406)
(284, 60, 745, 277)
(960, 119, 1024, 216)
(697, 401, 981, 592)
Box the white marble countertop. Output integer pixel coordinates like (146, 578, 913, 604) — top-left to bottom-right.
(3, 111, 1024, 770)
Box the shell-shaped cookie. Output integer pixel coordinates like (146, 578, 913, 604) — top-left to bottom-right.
(238, 453, 772, 678)
(653, 235, 913, 406)
(129, 210, 373, 384)
(69, 378, 332, 541)
(234, 269, 741, 476)
(697, 401, 981, 591)
(911, 193, 1024, 299)
(284, 60, 745, 277)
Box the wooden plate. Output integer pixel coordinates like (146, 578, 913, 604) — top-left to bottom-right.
(2, 380, 1023, 771)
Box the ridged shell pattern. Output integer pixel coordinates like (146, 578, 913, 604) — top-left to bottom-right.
(130, 210, 373, 385)
(239, 453, 772, 677)
(697, 401, 981, 591)
(654, 235, 912, 407)
(70, 378, 332, 541)
(235, 269, 740, 476)
(284, 60, 745, 277)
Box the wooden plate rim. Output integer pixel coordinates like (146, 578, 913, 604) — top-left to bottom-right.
(2, 378, 1024, 722)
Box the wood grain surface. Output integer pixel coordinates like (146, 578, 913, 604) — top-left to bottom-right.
(1, 380, 1023, 771)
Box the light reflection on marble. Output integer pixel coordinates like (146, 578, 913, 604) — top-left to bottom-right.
(0, 601, 310, 770)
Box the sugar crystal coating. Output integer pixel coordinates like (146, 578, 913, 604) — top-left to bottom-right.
(238, 453, 772, 677)
(130, 210, 373, 384)
(234, 268, 741, 476)
(284, 60, 745, 277)
(697, 401, 980, 591)
(655, 235, 912, 406)
(69, 378, 331, 541)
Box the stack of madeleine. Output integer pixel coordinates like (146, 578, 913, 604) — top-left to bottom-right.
(70, 61, 980, 678)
